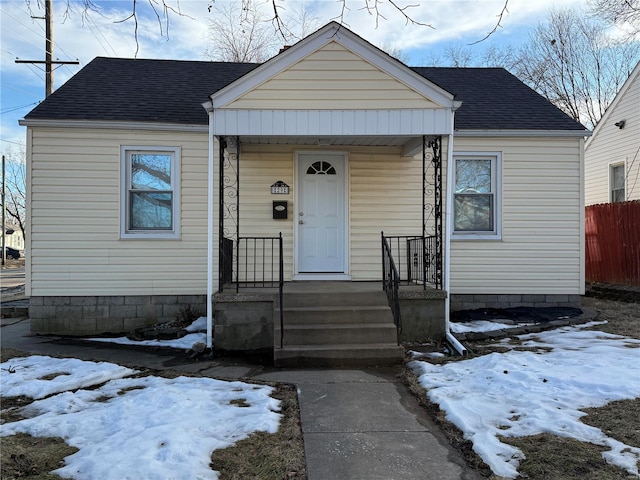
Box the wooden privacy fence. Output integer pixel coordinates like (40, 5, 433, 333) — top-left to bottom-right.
(585, 200, 640, 286)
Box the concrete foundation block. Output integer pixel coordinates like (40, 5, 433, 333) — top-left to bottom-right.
(96, 317, 124, 333)
(109, 305, 138, 319)
(398, 297, 446, 343)
(214, 300, 274, 352)
(98, 296, 125, 306)
(30, 296, 44, 306)
(83, 305, 110, 318)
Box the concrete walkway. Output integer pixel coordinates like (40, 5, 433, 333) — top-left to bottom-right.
(1, 318, 481, 480)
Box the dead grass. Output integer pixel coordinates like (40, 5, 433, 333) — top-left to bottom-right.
(581, 296, 640, 339)
(501, 433, 632, 480)
(406, 296, 640, 479)
(0, 348, 29, 364)
(210, 384, 306, 480)
(0, 433, 78, 480)
(581, 397, 640, 449)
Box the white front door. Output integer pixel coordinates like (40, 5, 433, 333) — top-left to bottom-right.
(297, 153, 347, 273)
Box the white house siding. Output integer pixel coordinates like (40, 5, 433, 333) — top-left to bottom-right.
(224, 42, 441, 111)
(584, 69, 640, 205)
(450, 136, 584, 295)
(27, 127, 209, 297)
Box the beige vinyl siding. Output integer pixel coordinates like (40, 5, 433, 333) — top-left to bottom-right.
(28, 127, 210, 296)
(350, 148, 424, 279)
(225, 42, 441, 110)
(450, 136, 584, 294)
(585, 71, 640, 205)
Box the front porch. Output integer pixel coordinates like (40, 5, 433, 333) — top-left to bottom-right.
(213, 281, 446, 367)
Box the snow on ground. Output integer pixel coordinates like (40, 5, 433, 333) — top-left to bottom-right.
(87, 332, 207, 349)
(409, 323, 640, 479)
(449, 320, 534, 333)
(87, 316, 208, 349)
(1, 356, 281, 480)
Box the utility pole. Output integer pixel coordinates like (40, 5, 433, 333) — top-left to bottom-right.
(15, 0, 79, 97)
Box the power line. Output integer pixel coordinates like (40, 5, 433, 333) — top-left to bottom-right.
(1, 102, 40, 115)
(0, 139, 27, 147)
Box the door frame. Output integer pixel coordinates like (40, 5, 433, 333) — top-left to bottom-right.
(293, 150, 351, 280)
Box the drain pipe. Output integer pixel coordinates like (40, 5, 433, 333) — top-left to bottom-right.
(444, 109, 467, 356)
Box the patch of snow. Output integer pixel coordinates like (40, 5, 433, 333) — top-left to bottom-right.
(185, 316, 208, 332)
(410, 351, 446, 359)
(0, 356, 137, 399)
(0, 356, 281, 480)
(450, 320, 534, 333)
(409, 324, 640, 478)
(87, 332, 207, 350)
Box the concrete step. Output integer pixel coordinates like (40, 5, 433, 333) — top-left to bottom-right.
(281, 291, 388, 308)
(281, 323, 398, 345)
(277, 305, 394, 325)
(274, 343, 405, 368)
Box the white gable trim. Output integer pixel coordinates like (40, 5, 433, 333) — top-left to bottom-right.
(209, 22, 458, 110)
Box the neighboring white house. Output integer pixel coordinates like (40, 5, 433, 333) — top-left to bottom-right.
(585, 61, 640, 206)
(20, 23, 589, 359)
(2, 222, 24, 252)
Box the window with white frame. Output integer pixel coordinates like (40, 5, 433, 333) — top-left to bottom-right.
(121, 146, 180, 238)
(452, 153, 501, 238)
(610, 163, 625, 203)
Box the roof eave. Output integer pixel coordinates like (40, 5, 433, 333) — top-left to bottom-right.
(19, 118, 208, 132)
(456, 129, 592, 138)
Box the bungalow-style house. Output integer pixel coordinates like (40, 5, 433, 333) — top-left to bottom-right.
(21, 23, 588, 365)
(584, 61, 640, 205)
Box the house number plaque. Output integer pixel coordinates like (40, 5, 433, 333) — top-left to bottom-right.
(271, 181, 289, 194)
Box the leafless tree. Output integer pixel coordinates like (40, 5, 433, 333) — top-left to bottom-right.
(204, 2, 279, 62)
(515, 9, 639, 128)
(589, 0, 640, 38)
(428, 9, 638, 129)
(26, 0, 511, 56)
(1, 147, 27, 243)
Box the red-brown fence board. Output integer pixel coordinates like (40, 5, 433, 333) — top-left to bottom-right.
(585, 200, 640, 286)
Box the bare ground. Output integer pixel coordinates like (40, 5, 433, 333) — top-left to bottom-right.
(405, 295, 640, 480)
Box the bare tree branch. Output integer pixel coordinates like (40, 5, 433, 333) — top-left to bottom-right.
(468, 0, 509, 45)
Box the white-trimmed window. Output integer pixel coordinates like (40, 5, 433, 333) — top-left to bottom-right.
(452, 153, 501, 239)
(610, 163, 625, 203)
(121, 146, 180, 238)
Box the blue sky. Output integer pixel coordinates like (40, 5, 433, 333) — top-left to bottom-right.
(1, 0, 588, 151)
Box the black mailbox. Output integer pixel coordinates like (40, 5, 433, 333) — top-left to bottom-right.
(273, 200, 288, 219)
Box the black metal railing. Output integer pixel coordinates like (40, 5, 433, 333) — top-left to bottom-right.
(382, 233, 402, 341)
(221, 234, 285, 347)
(382, 234, 440, 288)
(234, 235, 283, 292)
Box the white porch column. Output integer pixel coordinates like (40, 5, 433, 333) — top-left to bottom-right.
(206, 112, 215, 349)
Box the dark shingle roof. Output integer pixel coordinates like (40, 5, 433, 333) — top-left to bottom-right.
(413, 67, 586, 131)
(26, 57, 259, 125)
(25, 57, 586, 131)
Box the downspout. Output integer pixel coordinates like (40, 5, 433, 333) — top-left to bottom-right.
(444, 105, 467, 356)
(206, 108, 215, 350)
